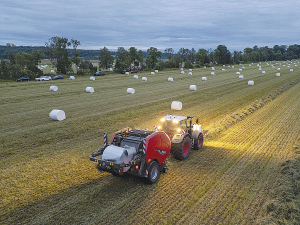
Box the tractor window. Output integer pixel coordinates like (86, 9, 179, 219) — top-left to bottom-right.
(181, 120, 187, 129)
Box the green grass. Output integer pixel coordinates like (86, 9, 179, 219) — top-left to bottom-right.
(1, 61, 300, 224)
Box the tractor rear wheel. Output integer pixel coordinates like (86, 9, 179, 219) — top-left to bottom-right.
(173, 136, 192, 160)
(194, 133, 204, 150)
(147, 161, 160, 184)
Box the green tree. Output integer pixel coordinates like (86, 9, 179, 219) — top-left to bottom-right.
(99, 47, 113, 70)
(146, 47, 162, 69)
(129, 47, 138, 66)
(71, 39, 81, 74)
(45, 36, 72, 74)
(137, 50, 144, 69)
(195, 49, 209, 67)
(114, 47, 131, 73)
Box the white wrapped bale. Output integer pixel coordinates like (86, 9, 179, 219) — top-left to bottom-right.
(290, 69, 293, 72)
(70, 76, 75, 80)
(90, 76, 95, 80)
(155, 70, 158, 73)
(222, 69, 225, 71)
(142, 77, 147, 81)
(258, 68, 262, 71)
(276, 73, 280, 77)
(189, 72, 192, 75)
(223, 65, 225, 67)
(239, 69, 242, 71)
(239, 75, 244, 79)
(202, 77, 207, 81)
(181, 68, 184, 71)
(189, 85, 197, 91)
(49, 85, 58, 92)
(242, 66, 245, 69)
(127, 88, 135, 94)
(110, 68, 113, 71)
(203, 66, 206, 68)
(168, 77, 173, 81)
(181, 71, 185, 74)
(232, 66, 234, 68)
(236, 72, 240, 75)
(133, 75, 138, 79)
(228, 65, 230, 67)
(125, 72, 130, 75)
(171, 101, 182, 110)
(49, 109, 66, 121)
(86, 87, 94, 93)
(151, 72, 155, 75)
(51, 70, 55, 73)
(248, 80, 254, 85)
(212, 67, 215, 70)
(211, 72, 215, 75)
(262, 71, 266, 74)
(189, 69, 192, 71)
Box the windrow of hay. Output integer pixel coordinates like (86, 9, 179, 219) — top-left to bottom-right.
(206, 77, 300, 139)
(258, 157, 300, 224)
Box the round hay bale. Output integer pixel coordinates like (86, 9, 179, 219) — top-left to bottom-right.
(223, 65, 225, 67)
(49, 85, 58, 92)
(188, 72, 192, 75)
(232, 66, 234, 68)
(276, 73, 280, 77)
(90, 76, 95, 80)
(127, 88, 135, 94)
(155, 70, 158, 73)
(125, 72, 130, 75)
(70, 76, 75, 80)
(171, 101, 182, 110)
(212, 67, 215, 70)
(110, 68, 113, 71)
(189, 69, 192, 71)
(236, 72, 240, 75)
(181, 71, 185, 74)
(189, 85, 197, 91)
(290, 69, 293, 72)
(168, 77, 173, 81)
(151, 72, 155, 75)
(202, 77, 207, 81)
(180, 68, 183, 71)
(248, 80, 254, 85)
(133, 75, 138, 79)
(142, 77, 147, 81)
(262, 71, 266, 74)
(203, 66, 206, 68)
(86, 87, 94, 93)
(211, 72, 215, 75)
(222, 69, 225, 71)
(239, 69, 242, 71)
(239, 75, 244, 79)
(49, 109, 66, 121)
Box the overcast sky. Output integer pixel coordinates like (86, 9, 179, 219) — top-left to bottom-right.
(1, 0, 299, 52)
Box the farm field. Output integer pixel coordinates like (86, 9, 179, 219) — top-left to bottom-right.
(1, 62, 300, 224)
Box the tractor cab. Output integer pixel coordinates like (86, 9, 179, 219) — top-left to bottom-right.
(156, 115, 200, 138)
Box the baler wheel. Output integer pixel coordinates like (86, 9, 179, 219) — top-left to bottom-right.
(147, 161, 160, 184)
(173, 136, 191, 160)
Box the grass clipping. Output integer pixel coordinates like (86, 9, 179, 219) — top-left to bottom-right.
(258, 157, 300, 224)
(206, 77, 300, 140)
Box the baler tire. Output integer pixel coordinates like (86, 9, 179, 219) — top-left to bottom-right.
(147, 161, 160, 184)
(194, 133, 204, 150)
(173, 136, 192, 160)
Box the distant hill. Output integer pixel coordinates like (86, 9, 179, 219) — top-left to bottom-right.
(0, 45, 168, 60)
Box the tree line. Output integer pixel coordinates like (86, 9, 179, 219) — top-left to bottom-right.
(1, 36, 300, 81)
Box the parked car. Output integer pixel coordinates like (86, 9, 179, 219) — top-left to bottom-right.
(52, 75, 64, 80)
(122, 68, 130, 74)
(130, 67, 140, 73)
(35, 76, 52, 81)
(94, 71, 105, 76)
(16, 77, 30, 82)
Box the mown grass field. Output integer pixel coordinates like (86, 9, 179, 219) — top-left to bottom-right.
(1, 62, 300, 224)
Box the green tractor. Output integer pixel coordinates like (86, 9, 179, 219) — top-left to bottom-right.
(155, 115, 204, 160)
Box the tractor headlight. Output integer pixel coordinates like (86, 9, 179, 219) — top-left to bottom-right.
(173, 119, 179, 124)
(177, 128, 181, 133)
(161, 118, 166, 122)
(158, 126, 161, 130)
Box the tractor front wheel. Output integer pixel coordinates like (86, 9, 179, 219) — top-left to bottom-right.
(147, 161, 160, 184)
(173, 136, 192, 160)
(194, 133, 204, 150)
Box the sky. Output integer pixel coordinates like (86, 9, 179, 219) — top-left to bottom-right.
(1, 0, 300, 52)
